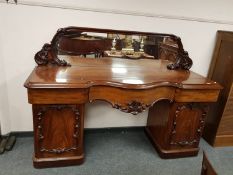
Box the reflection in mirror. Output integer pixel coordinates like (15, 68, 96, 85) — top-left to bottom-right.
(56, 32, 178, 60)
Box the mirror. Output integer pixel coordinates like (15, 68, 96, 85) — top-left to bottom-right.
(56, 31, 178, 61)
(35, 27, 192, 70)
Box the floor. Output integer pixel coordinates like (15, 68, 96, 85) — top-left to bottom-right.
(0, 129, 233, 175)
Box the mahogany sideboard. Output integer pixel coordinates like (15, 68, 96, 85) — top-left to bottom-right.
(24, 27, 222, 168)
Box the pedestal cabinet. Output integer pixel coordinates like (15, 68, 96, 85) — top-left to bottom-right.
(32, 104, 85, 168)
(146, 101, 208, 158)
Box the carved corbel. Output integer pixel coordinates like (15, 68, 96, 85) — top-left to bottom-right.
(167, 50, 193, 70)
(35, 43, 70, 66)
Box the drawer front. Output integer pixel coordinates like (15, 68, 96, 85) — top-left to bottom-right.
(89, 86, 175, 115)
(175, 89, 220, 102)
(28, 88, 89, 104)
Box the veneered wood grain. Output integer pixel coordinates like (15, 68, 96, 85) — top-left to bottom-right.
(174, 89, 220, 102)
(28, 88, 89, 104)
(24, 57, 221, 90)
(147, 100, 171, 149)
(89, 86, 175, 107)
(32, 104, 85, 168)
(146, 101, 207, 158)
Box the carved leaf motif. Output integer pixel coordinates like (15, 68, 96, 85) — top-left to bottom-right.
(34, 44, 51, 65)
(34, 27, 75, 66)
(113, 101, 149, 115)
(165, 36, 192, 70)
(167, 50, 193, 70)
(40, 147, 77, 154)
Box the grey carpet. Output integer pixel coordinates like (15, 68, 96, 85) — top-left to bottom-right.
(0, 129, 233, 175)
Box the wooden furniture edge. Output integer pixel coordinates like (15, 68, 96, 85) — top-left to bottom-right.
(33, 153, 84, 168)
(26, 86, 221, 105)
(174, 89, 221, 102)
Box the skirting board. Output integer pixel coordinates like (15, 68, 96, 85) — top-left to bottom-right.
(214, 135, 233, 147)
(8, 126, 145, 138)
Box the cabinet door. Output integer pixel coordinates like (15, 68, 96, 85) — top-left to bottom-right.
(169, 103, 207, 148)
(33, 104, 84, 158)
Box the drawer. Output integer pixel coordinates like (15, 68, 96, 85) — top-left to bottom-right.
(89, 86, 175, 115)
(28, 88, 89, 104)
(175, 89, 220, 102)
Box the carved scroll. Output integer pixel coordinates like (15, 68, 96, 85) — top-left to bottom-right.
(35, 43, 70, 66)
(166, 36, 193, 70)
(34, 27, 82, 66)
(40, 147, 77, 154)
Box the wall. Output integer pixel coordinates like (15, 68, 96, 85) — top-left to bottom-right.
(0, 31, 11, 134)
(3, 0, 233, 24)
(0, 1, 233, 134)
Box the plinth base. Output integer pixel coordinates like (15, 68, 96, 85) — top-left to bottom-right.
(33, 154, 84, 168)
(145, 127, 199, 159)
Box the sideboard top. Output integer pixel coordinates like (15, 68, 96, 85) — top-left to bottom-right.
(25, 56, 220, 90)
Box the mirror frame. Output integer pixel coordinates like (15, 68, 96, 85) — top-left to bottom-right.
(34, 26, 193, 70)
